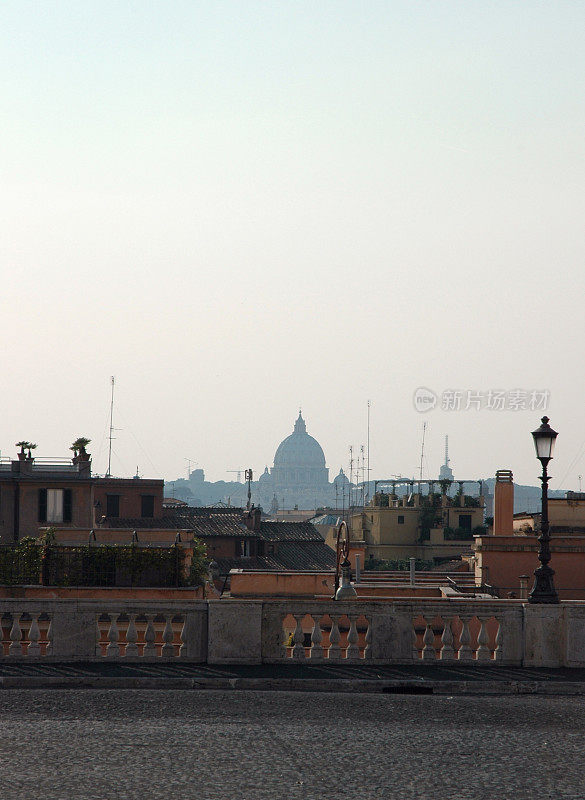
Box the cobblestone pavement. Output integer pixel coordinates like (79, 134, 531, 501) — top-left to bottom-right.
(0, 690, 583, 800)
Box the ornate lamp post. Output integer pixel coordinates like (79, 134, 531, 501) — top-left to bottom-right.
(528, 416, 559, 604)
(334, 520, 357, 599)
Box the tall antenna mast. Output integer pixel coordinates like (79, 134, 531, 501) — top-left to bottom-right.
(366, 400, 371, 503)
(419, 421, 427, 482)
(444, 435, 449, 467)
(360, 444, 366, 508)
(106, 376, 115, 478)
(349, 446, 354, 509)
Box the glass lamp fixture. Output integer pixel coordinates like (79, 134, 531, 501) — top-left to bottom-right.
(531, 416, 558, 462)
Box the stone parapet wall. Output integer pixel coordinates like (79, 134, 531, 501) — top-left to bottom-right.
(1, 597, 585, 669)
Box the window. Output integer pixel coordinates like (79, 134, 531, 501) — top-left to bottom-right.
(240, 539, 250, 557)
(106, 495, 120, 518)
(397, 515, 405, 524)
(141, 495, 155, 518)
(458, 514, 472, 531)
(39, 489, 72, 523)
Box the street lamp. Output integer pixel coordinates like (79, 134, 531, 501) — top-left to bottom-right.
(528, 416, 559, 604)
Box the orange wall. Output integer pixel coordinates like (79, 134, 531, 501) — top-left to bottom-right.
(230, 571, 445, 599)
(230, 571, 335, 598)
(475, 535, 585, 599)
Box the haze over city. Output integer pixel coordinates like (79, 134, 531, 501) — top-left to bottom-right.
(3, 2, 585, 488)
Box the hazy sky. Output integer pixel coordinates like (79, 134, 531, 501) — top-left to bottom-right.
(2, 2, 585, 489)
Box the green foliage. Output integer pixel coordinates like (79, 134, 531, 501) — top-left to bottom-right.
(464, 496, 480, 508)
(367, 557, 435, 571)
(71, 437, 91, 452)
(419, 506, 442, 541)
(443, 526, 475, 541)
(0, 535, 208, 588)
(187, 539, 208, 587)
(0, 538, 43, 585)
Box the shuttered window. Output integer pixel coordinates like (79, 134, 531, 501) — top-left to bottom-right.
(141, 495, 154, 518)
(106, 495, 120, 517)
(38, 489, 47, 522)
(39, 489, 72, 523)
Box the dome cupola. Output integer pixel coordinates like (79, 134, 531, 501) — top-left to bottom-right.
(273, 412, 326, 469)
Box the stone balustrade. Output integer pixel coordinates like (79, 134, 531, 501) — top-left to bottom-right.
(0, 601, 208, 661)
(2, 598, 585, 668)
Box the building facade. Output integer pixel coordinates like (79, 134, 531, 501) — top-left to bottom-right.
(0, 445, 163, 543)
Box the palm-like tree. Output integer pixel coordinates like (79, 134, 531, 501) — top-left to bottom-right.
(27, 443, 37, 458)
(15, 441, 29, 455)
(71, 437, 91, 457)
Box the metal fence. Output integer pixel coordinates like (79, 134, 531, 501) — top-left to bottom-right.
(0, 545, 186, 588)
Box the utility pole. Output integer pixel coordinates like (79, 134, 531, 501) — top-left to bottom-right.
(106, 376, 115, 478)
(367, 400, 371, 503)
(185, 458, 197, 480)
(360, 445, 366, 508)
(245, 468, 253, 510)
(349, 446, 354, 511)
(419, 422, 427, 482)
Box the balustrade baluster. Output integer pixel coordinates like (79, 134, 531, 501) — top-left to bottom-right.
(457, 615, 473, 661)
(143, 616, 156, 657)
(346, 615, 360, 661)
(413, 618, 421, 660)
(161, 616, 175, 658)
(494, 619, 503, 662)
(45, 617, 53, 656)
(440, 617, 455, 661)
(292, 615, 305, 660)
(27, 615, 41, 657)
(125, 614, 139, 658)
(309, 615, 323, 660)
(363, 617, 372, 660)
(281, 615, 290, 659)
(9, 614, 23, 657)
(0, 617, 7, 657)
(95, 616, 104, 656)
(421, 617, 436, 661)
(106, 614, 120, 658)
(328, 616, 341, 661)
(476, 616, 491, 661)
(179, 616, 188, 658)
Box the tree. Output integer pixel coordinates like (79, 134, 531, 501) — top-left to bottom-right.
(71, 437, 91, 456)
(187, 539, 208, 586)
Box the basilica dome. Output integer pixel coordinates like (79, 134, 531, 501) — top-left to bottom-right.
(273, 412, 326, 468)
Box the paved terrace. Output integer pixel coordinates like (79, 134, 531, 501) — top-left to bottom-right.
(2, 660, 585, 694)
(0, 690, 583, 800)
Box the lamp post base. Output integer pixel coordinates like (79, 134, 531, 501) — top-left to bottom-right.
(528, 565, 559, 604)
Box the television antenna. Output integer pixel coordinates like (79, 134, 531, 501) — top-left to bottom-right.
(185, 458, 197, 480)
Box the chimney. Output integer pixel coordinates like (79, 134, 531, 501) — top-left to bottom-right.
(243, 505, 261, 532)
(493, 469, 514, 535)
